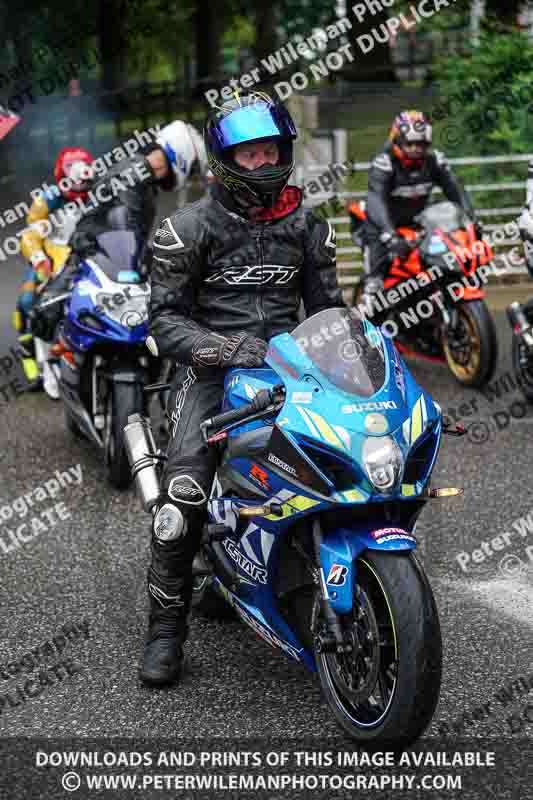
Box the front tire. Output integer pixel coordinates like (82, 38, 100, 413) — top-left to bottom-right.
(442, 300, 497, 387)
(105, 380, 144, 489)
(315, 551, 441, 748)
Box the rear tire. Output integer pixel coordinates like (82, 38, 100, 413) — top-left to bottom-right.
(443, 300, 497, 388)
(105, 380, 144, 489)
(315, 551, 441, 748)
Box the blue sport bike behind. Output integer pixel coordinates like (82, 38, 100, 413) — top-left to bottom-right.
(126, 307, 464, 747)
(55, 230, 153, 488)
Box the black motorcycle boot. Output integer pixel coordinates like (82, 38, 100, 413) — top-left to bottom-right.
(140, 590, 190, 687)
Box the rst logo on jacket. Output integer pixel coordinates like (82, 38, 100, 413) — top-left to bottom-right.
(205, 265, 299, 286)
(326, 564, 349, 586)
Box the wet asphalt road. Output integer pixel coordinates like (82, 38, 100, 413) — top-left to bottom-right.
(0, 207, 532, 796)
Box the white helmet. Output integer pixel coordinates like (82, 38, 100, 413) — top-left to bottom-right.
(157, 120, 209, 190)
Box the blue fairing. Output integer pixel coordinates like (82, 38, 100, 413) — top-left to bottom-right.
(207, 309, 442, 669)
(63, 257, 149, 351)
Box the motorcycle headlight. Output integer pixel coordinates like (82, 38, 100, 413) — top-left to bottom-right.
(427, 235, 448, 255)
(362, 436, 403, 493)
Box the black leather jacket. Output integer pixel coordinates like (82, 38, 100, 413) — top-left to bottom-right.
(149, 183, 344, 364)
(72, 155, 158, 251)
(366, 144, 476, 233)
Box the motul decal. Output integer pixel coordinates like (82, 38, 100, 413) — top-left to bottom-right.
(326, 564, 349, 586)
(371, 527, 409, 540)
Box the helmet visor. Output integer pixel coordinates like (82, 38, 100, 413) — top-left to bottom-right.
(215, 103, 296, 151)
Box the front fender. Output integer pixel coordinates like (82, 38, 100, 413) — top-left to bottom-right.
(320, 525, 417, 614)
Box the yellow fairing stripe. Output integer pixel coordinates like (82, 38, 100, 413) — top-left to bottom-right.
(305, 409, 346, 451)
(410, 397, 423, 445)
(287, 495, 319, 512)
(264, 494, 319, 521)
(342, 489, 365, 502)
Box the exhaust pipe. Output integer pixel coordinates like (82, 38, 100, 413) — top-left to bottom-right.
(124, 414, 161, 512)
(507, 302, 533, 348)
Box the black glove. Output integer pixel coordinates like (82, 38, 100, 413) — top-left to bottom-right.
(387, 234, 412, 262)
(29, 296, 65, 342)
(191, 331, 268, 368)
(71, 229, 98, 255)
(474, 220, 484, 240)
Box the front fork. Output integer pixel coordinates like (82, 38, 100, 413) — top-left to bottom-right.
(312, 517, 354, 656)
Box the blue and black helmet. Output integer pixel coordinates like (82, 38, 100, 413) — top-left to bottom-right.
(204, 92, 297, 208)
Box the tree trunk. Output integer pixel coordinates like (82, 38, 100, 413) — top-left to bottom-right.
(485, 1, 521, 23)
(255, 6, 277, 63)
(98, 0, 129, 91)
(195, 0, 225, 84)
(347, 12, 396, 82)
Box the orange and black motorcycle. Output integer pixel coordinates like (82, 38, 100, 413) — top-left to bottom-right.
(347, 200, 498, 388)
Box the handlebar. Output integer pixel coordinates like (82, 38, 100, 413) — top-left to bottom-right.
(200, 385, 285, 442)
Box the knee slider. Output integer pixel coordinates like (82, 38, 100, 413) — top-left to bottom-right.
(153, 503, 187, 543)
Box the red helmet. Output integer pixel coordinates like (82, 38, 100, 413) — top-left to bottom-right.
(54, 147, 94, 200)
(389, 110, 432, 169)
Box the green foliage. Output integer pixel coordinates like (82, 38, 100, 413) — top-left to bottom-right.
(431, 29, 533, 207)
(276, 0, 334, 40)
(433, 29, 533, 155)
(394, 0, 470, 32)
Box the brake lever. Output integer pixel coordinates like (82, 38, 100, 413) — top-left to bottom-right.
(202, 398, 285, 446)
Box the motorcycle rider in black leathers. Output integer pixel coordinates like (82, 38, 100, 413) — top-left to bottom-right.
(140, 93, 344, 686)
(360, 110, 478, 307)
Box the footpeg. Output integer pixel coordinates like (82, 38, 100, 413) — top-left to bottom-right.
(192, 551, 211, 576)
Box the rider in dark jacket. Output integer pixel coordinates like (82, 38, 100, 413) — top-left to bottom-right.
(30, 143, 175, 341)
(362, 110, 477, 305)
(71, 151, 160, 251)
(141, 93, 344, 687)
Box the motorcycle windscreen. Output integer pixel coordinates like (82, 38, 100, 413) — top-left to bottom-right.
(93, 230, 141, 279)
(418, 201, 473, 233)
(290, 308, 386, 398)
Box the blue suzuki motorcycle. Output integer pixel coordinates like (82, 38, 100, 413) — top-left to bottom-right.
(129, 308, 462, 746)
(56, 230, 152, 488)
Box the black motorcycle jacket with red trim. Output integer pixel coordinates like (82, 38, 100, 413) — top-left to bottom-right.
(366, 143, 476, 233)
(148, 183, 344, 365)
